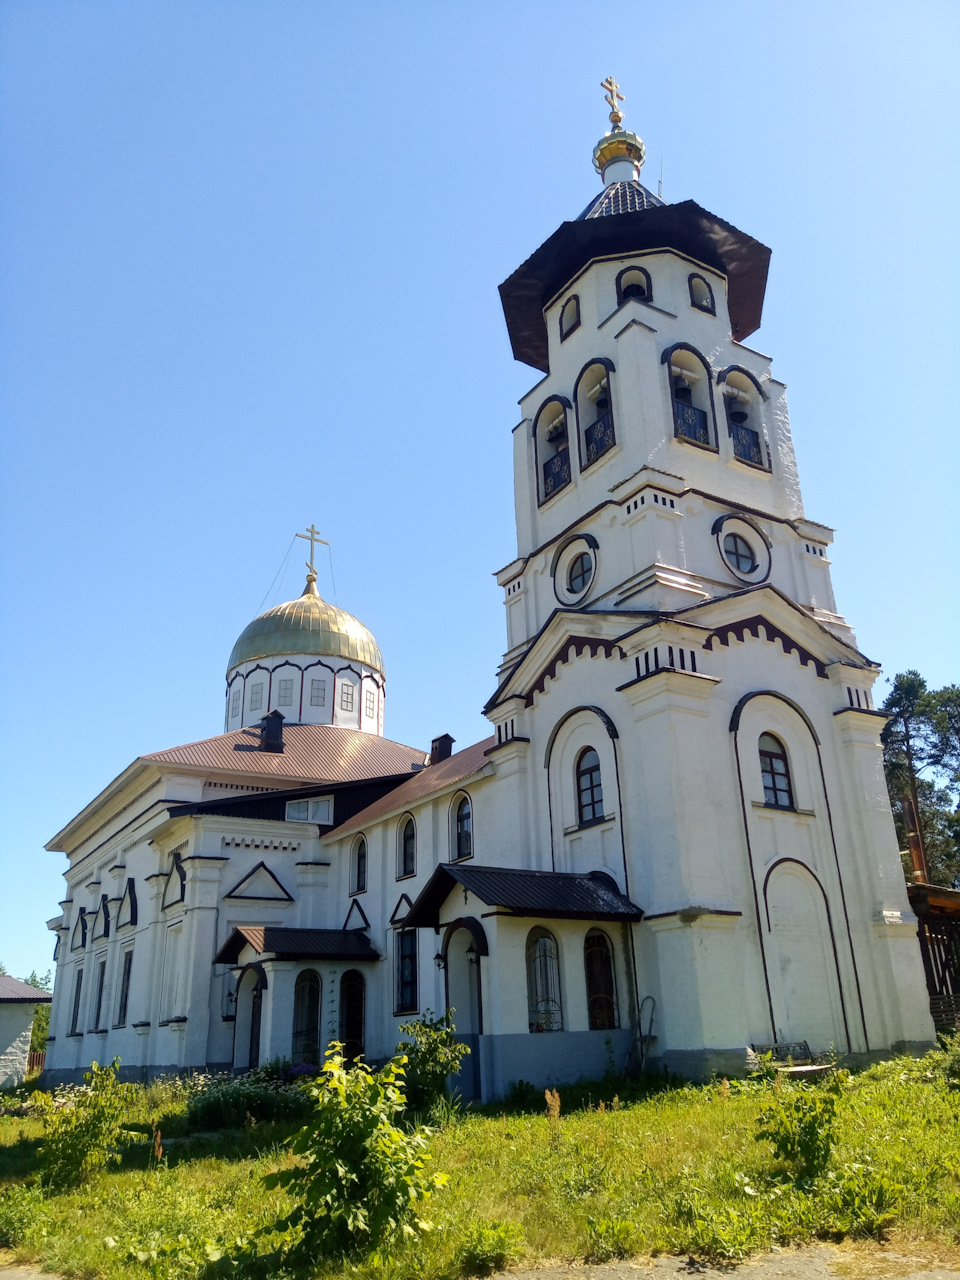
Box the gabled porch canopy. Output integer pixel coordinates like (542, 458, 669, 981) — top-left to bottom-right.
(214, 926, 380, 966)
(404, 864, 644, 929)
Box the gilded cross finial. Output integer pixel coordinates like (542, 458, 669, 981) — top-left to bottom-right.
(296, 523, 329, 576)
(601, 75, 624, 129)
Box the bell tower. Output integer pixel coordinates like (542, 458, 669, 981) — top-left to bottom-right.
(495, 82, 850, 672)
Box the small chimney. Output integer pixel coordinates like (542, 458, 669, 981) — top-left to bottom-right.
(430, 733, 455, 765)
(259, 710, 285, 753)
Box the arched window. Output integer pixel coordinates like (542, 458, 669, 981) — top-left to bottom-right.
(616, 265, 652, 306)
(576, 747, 604, 825)
(575, 360, 616, 468)
(526, 928, 563, 1032)
(339, 969, 365, 1061)
(584, 930, 619, 1030)
(664, 345, 715, 449)
(534, 397, 572, 504)
(292, 970, 321, 1065)
(759, 734, 794, 809)
(688, 273, 715, 314)
(453, 795, 473, 860)
(720, 368, 768, 469)
(352, 838, 367, 894)
(559, 295, 580, 340)
(399, 817, 416, 878)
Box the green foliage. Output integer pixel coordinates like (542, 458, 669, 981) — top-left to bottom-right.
(34, 1058, 137, 1189)
(585, 1215, 635, 1261)
(454, 1218, 524, 1274)
(396, 1009, 471, 1114)
(185, 1077, 312, 1130)
(0, 1182, 45, 1246)
(262, 1043, 447, 1260)
(754, 1072, 844, 1177)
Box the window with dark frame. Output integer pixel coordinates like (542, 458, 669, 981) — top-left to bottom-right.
(759, 733, 795, 809)
(291, 970, 321, 1065)
(723, 532, 757, 574)
(400, 818, 416, 878)
(395, 929, 418, 1014)
(584, 930, 619, 1030)
(568, 551, 593, 595)
(559, 295, 580, 340)
(92, 958, 107, 1030)
(353, 838, 367, 893)
(70, 968, 83, 1034)
(576, 747, 604, 825)
(526, 927, 563, 1032)
(454, 796, 472, 860)
(116, 950, 133, 1027)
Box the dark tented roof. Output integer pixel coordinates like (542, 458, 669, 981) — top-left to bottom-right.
(404, 864, 644, 929)
(578, 180, 665, 219)
(499, 198, 771, 372)
(214, 926, 380, 965)
(0, 975, 52, 1003)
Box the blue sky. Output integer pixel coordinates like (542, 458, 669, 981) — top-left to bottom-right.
(1, 0, 957, 978)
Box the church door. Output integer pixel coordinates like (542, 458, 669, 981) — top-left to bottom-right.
(444, 926, 483, 1100)
(339, 970, 365, 1062)
(249, 985, 262, 1070)
(764, 862, 848, 1053)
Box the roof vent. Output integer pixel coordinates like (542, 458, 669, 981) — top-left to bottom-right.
(430, 734, 455, 765)
(259, 710, 285, 753)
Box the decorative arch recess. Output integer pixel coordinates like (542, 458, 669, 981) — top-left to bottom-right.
(729, 690, 822, 740)
(616, 264, 652, 306)
(543, 704, 619, 768)
(441, 916, 490, 960)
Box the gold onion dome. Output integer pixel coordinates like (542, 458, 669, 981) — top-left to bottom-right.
(227, 572, 384, 677)
(592, 128, 645, 177)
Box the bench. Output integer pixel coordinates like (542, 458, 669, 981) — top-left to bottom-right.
(750, 1040, 835, 1078)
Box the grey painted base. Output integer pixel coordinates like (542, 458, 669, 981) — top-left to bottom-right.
(40, 1062, 218, 1088)
(466, 1028, 634, 1102)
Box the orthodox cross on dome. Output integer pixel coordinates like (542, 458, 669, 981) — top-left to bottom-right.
(601, 75, 624, 129)
(296, 523, 329, 577)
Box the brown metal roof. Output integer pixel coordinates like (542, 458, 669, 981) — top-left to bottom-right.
(405, 865, 644, 928)
(143, 723, 428, 785)
(333, 737, 496, 837)
(0, 975, 52, 1003)
(214, 926, 380, 965)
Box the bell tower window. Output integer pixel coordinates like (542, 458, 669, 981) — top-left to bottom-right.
(720, 368, 769, 470)
(665, 345, 715, 450)
(559, 295, 580, 340)
(688, 273, 716, 314)
(616, 265, 651, 306)
(575, 361, 616, 468)
(534, 397, 573, 504)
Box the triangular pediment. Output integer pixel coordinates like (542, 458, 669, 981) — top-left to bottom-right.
(389, 893, 414, 926)
(162, 855, 186, 910)
(224, 861, 294, 902)
(70, 909, 87, 951)
(487, 609, 631, 711)
(117, 877, 138, 929)
(342, 898, 370, 931)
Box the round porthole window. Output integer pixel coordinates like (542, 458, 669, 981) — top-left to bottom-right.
(712, 514, 771, 585)
(723, 533, 757, 575)
(568, 551, 593, 594)
(553, 536, 598, 605)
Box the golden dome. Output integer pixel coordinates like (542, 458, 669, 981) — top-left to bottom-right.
(227, 573, 384, 676)
(592, 128, 646, 177)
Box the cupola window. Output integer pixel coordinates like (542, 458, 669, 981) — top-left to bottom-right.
(249, 683, 263, 712)
(310, 678, 326, 707)
(534, 397, 573, 504)
(575, 361, 616, 468)
(277, 678, 294, 706)
(230, 687, 240, 719)
(616, 265, 651, 306)
(665, 345, 715, 449)
(340, 683, 355, 712)
(688, 273, 716, 314)
(365, 688, 376, 719)
(559, 295, 580, 340)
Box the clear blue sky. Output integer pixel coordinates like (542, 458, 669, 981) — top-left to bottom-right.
(1, 1, 957, 979)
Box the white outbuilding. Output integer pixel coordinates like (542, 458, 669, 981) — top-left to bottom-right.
(41, 90, 937, 1095)
(0, 975, 51, 1088)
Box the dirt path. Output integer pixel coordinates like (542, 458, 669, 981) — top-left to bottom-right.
(3, 1241, 959, 1280)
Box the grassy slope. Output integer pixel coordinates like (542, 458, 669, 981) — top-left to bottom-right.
(1, 1052, 959, 1279)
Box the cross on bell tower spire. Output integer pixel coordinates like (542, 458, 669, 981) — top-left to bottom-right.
(296, 523, 329, 595)
(600, 75, 625, 129)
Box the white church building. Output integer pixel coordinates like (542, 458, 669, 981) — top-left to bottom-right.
(42, 91, 935, 1095)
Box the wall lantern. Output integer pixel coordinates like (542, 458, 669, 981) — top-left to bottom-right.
(433, 951, 445, 970)
(467, 942, 479, 966)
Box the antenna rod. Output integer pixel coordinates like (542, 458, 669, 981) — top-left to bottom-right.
(658, 157, 663, 199)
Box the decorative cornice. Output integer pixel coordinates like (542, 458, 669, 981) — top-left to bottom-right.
(704, 614, 828, 678)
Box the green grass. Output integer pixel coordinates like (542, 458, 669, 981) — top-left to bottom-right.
(2, 1045, 959, 1279)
